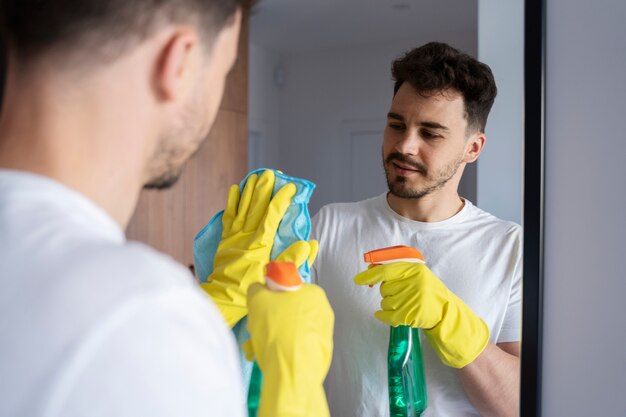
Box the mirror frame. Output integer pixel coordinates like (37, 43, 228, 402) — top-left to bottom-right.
(0, 2, 547, 414)
(521, 0, 546, 416)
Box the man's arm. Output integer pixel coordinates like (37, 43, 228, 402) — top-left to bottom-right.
(457, 341, 520, 417)
(52, 289, 245, 417)
(201, 170, 296, 327)
(354, 261, 519, 415)
(245, 282, 334, 417)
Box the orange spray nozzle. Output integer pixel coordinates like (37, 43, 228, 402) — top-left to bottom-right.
(363, 245, 426, 287)
(363, 245, 426, 265)
(265, 261, 302, 292)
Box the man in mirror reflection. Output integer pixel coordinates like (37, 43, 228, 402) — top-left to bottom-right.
(0, 1, 332, 416)
(311, 42, 521, 417)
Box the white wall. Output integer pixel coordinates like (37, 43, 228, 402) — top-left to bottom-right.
(262, 33, 477, 215)
(542, 1, 626, 415)
(277, 40, 409, 214)
(477, 0, 524, 224)
(248, 44, 282, 171)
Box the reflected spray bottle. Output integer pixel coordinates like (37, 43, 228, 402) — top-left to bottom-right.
(364, 245, 428, 417)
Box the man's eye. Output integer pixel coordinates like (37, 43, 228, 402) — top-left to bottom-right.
(389, 123, 404, 130)
(421, 130, 439, 139)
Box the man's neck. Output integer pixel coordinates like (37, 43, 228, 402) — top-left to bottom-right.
(0, 65, 149, 229)
(386, 189, 465, 223)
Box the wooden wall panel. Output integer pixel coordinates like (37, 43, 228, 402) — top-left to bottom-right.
(220, 9, 249, 114)
(126, 13, 249, 268)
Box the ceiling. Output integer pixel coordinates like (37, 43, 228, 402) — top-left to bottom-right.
(250, 0, 477, 53)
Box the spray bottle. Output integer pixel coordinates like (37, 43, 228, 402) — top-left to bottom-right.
(247, 261, 303, 417)
(364, 245, 428, 417)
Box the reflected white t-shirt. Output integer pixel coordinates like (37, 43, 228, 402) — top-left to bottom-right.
(311, 194, 522, 417)
(0, 170, 245, 417)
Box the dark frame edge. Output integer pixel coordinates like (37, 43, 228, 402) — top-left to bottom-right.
(521, 0, 546, 416)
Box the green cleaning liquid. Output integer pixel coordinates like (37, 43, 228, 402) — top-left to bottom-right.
(247, 361, 262, 417)
(388, 325, 427, 416)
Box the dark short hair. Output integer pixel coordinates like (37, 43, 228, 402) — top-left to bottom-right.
(0, 0, 248, 63)
(391, 42, 497, 133)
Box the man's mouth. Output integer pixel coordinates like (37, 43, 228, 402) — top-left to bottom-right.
(390, 160, 423, 176)
(393, 161, 418, 171)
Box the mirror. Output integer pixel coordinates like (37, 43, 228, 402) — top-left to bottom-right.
(248, 0, 543, 415)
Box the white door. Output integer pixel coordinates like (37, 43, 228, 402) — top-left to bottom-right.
(346, 121, 388, 202)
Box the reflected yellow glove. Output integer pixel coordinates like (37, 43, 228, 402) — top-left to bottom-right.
(354, 262, 489, 368)
(201, 170, 296, 327)
(243, 282, 334, 417)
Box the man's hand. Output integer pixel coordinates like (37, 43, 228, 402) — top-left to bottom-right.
(354, 262, 489, 368)
(201, 170, 296, 327)
(243, 282, 334, 417)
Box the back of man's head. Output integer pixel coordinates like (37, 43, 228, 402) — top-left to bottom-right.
(0, 0, 246, 65)
(391, 42, 497, 134)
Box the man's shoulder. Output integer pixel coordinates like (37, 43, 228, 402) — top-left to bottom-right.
(464, 201, 522, 237)
(82, 241, 191, 281)
(15, 242, 240, 417)
(59, 237, 181, 272)
(467, 201, 519, 225)
(64, 242, 221, 331)
(59, 240, 198, 302)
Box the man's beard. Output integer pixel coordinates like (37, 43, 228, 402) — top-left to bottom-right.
(383, 151, 463, 199)
(143, 161, 185, 190)
(143, 136, 206, 190)
(143, 95, 210, 190)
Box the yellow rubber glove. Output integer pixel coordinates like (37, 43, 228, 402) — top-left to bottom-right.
(354, 262, 489, 368)
(274, 239, 318, 269)
(243, 281, 334, 417)
(201, 170, 296, 327)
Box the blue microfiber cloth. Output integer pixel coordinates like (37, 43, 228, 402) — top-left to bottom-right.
(193, 168, 315, 392)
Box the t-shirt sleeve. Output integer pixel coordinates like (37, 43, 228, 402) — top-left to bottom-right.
(310, 212, 323, 286)
(497, 227, 523, 343)
(311, 261, 320, 285)
(51, 288, 245, 417)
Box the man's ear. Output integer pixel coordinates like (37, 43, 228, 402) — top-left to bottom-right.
(464, 132, 486, 163)
(153, 29, 200, 101)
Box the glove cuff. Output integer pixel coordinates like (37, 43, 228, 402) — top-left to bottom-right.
(258, 376, 328, 417)
(424, 296, 490, 368)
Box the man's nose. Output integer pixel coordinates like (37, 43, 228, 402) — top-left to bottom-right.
(394, 130, 420, 155)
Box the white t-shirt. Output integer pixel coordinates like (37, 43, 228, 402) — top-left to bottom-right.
(0, 170, 245, 417)
(311, 193, 522, 417)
